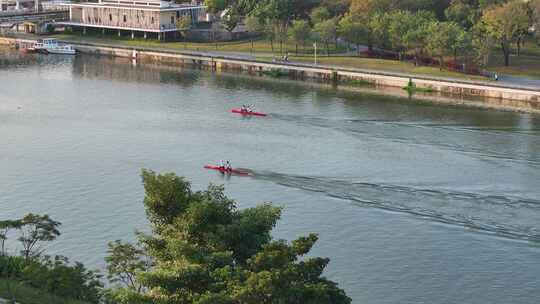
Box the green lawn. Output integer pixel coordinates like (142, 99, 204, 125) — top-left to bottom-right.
(0, 279, 92, 304)
(51, 32, 344, 55)
(285, 56, 488, 81)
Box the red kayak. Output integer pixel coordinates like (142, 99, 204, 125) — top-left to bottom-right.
(204, 165, 251, 176)
(231, 109, 267, 117)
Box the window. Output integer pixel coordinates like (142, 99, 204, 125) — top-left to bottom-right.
(151, 17, 154, 24)
(170, 16, 174, 24)
(176, 11, 180, 19)
(109, 14, 112, 21)
(123, 15, 127, 23)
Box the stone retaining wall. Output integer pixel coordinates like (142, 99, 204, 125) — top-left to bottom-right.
(2, 36, 540, 113)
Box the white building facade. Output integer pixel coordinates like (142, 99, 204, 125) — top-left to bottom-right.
(59, 0, 206, 39)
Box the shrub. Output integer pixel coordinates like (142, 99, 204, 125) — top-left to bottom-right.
(0, 255, 103, 303)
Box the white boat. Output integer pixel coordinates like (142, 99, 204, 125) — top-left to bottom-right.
(32, 38, 76, 55)
(47, 45, 77, 55)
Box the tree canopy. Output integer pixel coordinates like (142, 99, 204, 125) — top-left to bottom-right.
(481, 0, 529, 66)
(106, 169, 351, 304)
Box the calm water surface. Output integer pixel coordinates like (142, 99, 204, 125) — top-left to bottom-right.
(1, 50, 539, 303)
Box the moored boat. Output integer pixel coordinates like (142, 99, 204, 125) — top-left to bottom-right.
(47, 45, 77, 55)
(32, 39, 76, 55)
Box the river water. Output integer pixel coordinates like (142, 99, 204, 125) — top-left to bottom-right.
(1, 50, 539, 303)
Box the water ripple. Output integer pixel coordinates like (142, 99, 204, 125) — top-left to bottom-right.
(248, 170, 540, 243)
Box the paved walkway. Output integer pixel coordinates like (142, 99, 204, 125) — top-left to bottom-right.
(498, 75, 540, 88)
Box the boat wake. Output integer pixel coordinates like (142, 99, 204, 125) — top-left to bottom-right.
(249, 170, 540, 243)
(271, 114, 540, 166)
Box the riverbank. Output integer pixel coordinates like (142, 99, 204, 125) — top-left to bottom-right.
(47, 33, 487, 81)
(1, 36, 540, 113)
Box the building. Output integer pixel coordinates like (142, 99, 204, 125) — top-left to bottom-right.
(0, 0, 40, 12)
(59, 0, 207, 40)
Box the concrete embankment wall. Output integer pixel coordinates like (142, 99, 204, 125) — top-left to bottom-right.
(2, 37, 540, 112)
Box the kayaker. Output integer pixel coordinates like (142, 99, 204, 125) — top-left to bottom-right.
(225, 161, 232, 171)
(241, 105, 248, 112)
(247, 104, 254, 112)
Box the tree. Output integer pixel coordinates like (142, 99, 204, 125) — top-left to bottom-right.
(531, 0, 540, 44)
(105, 240, 150, 292)
(223, 9, 241, 33)
(532, 0, 540, 39)
(320, 0, 352, 17)
(369, 12, 392, 50)
(426, 21, 468, 69)
(0, 220, 22, 256)
(339, 13, 367, 55)
(106, 170, 351, 304)
(310, 6, 332, 24)
(481, 0, 530, 66)
(18, 213, 61, 260)
(21, 255, 103, 303)
(1, 215, 103, 303)
(347, 0, 385, 51)
(253, 0, 296, 54)
(445, 0, 477, 30)
(313, 18, 338, 56)
(140, 169, 192, 229)
(403, 11, 435, 65)
(245, 15, 263, 54)
(385, 10, 435, 63)
(176, 15, 192, 41)
(288, 19, 312, 55)
(350, 0, 395, 17)
(262, 19, 277, 53)
(204, 0, 229, 14)
(0, 255, 26, 303)
(471, 21, 495, 67)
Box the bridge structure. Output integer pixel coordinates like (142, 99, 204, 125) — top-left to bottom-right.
(0, 8, 68, 23)
(0, 8, 68, 33)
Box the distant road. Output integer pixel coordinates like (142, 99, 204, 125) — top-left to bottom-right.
(498, 75, 540, 88)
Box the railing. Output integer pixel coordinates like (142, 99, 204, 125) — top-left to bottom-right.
(0, 7, 67, 17)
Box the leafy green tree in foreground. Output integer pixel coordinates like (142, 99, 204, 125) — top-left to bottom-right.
(1, 214, 103, 303)
(106, 239, 150, 293)
(18, 213, 61, 260)
(106, 169, 351, 304)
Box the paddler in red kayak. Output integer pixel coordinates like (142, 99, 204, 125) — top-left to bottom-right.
(218, 160, 232, 172)
(241, 104, 255, 113)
